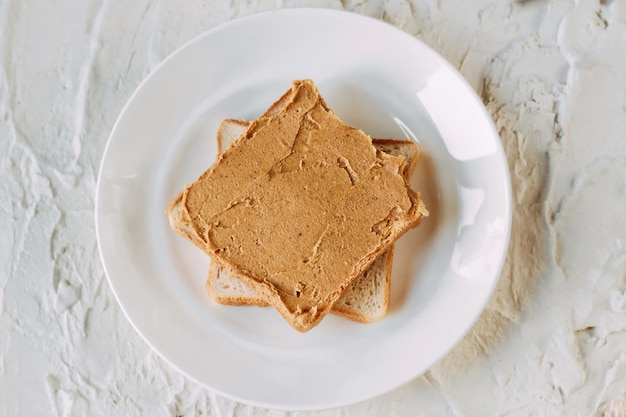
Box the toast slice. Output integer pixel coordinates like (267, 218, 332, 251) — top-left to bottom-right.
(168, 80, 428, 332)
(207, 119, 419, 323)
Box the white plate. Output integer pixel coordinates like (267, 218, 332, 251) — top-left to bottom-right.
(96, 8, 511, 411)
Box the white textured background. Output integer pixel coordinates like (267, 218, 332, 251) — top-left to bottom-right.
(2, 0, 626, 416)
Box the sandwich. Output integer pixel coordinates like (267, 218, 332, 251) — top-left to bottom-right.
(168, 79, 428, 332)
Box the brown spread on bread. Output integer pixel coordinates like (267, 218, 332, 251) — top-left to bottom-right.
(177, 80, 428, 331)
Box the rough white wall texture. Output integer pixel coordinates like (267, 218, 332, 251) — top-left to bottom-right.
(1, 0, 625, 416)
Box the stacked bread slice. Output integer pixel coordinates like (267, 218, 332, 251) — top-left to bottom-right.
(206, 119, 421, 323)
(167, 80, 428, 332)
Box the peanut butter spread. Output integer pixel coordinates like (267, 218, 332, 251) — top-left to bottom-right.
(180, 80, 427, 331)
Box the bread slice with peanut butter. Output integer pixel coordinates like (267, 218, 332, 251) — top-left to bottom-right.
(168, 80, 428, 332)
(205, 118, 420, 323)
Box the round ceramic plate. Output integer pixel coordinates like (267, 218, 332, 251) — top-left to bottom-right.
(96, 8, 511, 411)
